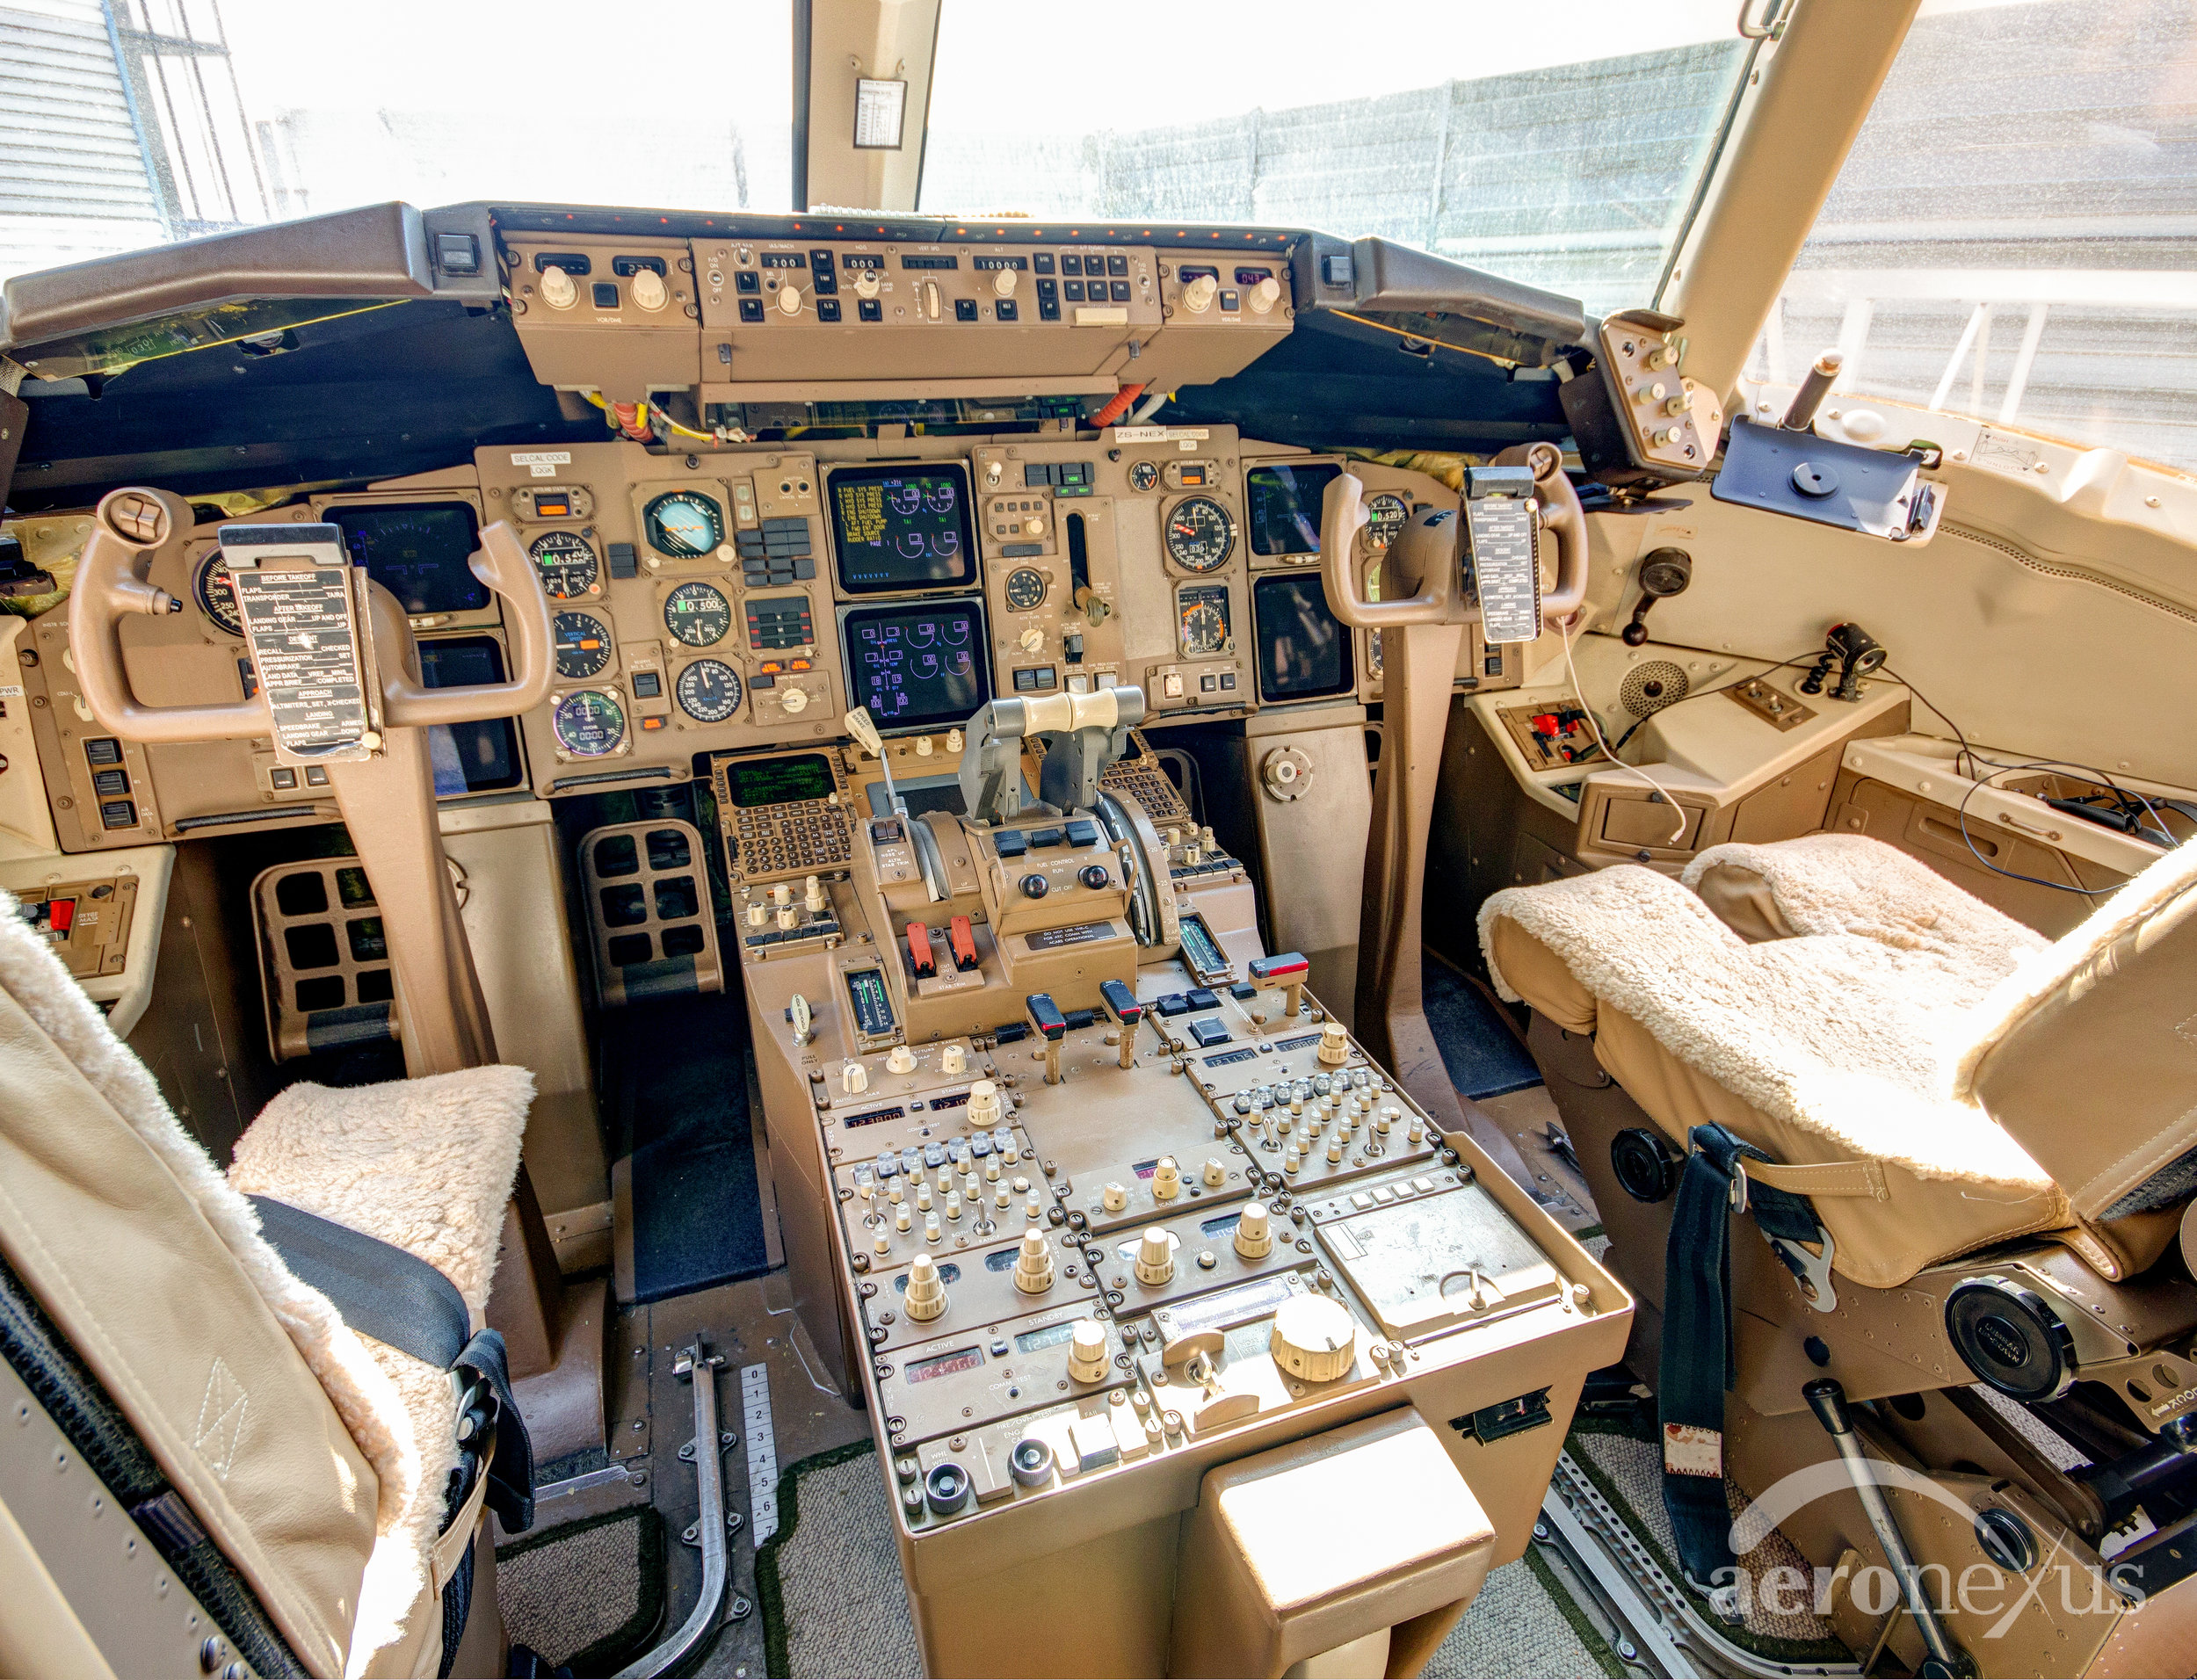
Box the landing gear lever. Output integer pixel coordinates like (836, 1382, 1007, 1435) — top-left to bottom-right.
(1803, 1379, 1974, 1677)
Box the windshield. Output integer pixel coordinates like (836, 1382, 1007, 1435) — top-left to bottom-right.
(919, 1, 1754, 316)
(0, 0, 794, 286)
(1744, 0, 2197, 474)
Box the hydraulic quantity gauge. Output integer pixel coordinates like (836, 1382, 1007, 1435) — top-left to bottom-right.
(552, 690, 627, 757)
(1003, 567, 1048, 610)
(643, 489, 726, 559)
(193, 552, 243, 635)
(1178, 584, 1230, 655)
(1364, 493, 1410, 553)
(530, 530, 599, 598)
(663, 581, 732, 647)
(554, 610, 613, 679)
(1165, 496, 1235, 573)
(676, 659, 744, 723)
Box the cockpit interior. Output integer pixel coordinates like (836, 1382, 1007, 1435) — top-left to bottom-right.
(3, 2, 2195, 1676)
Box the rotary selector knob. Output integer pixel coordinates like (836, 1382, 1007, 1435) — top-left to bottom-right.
(803, 874, 827, 912)
(1317, 1023, 1350, 1066)
(1250, 275, 1282, 315)
(1012, 1227, 1055, 1293)
(631, 268, 669, 311)
(539, 264, 578, 309)
(1261, 745, 1314, 802)
(781, 686, 810, 714)
(967, 1079, 1002, 1127)
(1067, 1319, 1110, 1383)
(1102, 1182, 1128, 1213)
(1019, 626, 1045, 654)
(887, 1045, 917, 1075)
(942, 1043, 968, 1075)
(993, 267, 1018, 298)
(854, 268, 881, 300)
(1181, 273, 1219, 314)
(1203, 1157, 1227, 1187)
(842, 1059, 870, 1094)
(1270, 1295, 1357, 1382)
(1020, 873, 1049, 900)
(1135, 1228, 1175, 1285)
(777, 284, 803, 316)
(1151, 1157, 1181, 1200)
(1235, 1201, 1273, 1259)
(904, 1254, 949, 1321)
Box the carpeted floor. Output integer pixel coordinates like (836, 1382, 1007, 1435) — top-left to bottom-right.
(1423, 952, 1543, 1100)
(611, 988, 772, 1304)
(496, 1506, 664, 1675)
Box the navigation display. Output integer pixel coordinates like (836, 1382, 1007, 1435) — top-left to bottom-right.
(829, 465, 977, 594)
(329, 502, 489, 615)
(1253, 573, 1354, 703)
(721, 752, 836, 808)
(1244, 463, 1342, 557)
(841, 597, 990, 732)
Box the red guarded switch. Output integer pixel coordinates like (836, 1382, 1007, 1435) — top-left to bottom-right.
(47, 898, 75, 934)
(905, 922, 937, 979)
(947, 914, 980, 973)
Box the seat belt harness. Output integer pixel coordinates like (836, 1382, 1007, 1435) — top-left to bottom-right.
(1658, 1124, 1827, 1604)
(247, 1196, 535, 1534)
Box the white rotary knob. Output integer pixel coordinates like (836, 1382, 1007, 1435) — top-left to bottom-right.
(631, 268, 669, 311)
(1202, 1157, 1226, 1188)
(967, 1080, 1002, 1127)
(1151, 1157, 1181, 1201)
(538, 264, 578, 309)
(1067, 1319, 1110, 1383)
(854, 268, 881, 300)
(1102, 1183, 1128, 1213)
(942, 1043, 968, 1075)
(1234, 1201, 1272, 1260)
(993, 267, 1018, 298)
(904, 1254, 948, 1321)
(776, 284, 802, 316)
(1270, 1295, 1357, 1383)
(781, 685, 810, 714)
(1012, 1227, 1055, 1294)
(1250, 275, 1281, 315)
(1181, 273, 1219, 314)
(1135, 1228, 1175, 1285)
(842, 1059, 869, 1094)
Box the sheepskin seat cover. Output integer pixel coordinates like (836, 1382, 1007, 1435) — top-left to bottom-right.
(230, 1064, 533, 1669)
(0, 882, 531, 1674)
(1480, 851, 2065, 1288)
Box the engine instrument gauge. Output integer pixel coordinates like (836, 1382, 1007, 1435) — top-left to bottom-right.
(643, 489, 726, 559)
(529, 530, 599, 598)
(1003, 567, 1047, 610)
(552, 690, 626, 757)
(1178, 583, 1230, 655)
(1128, 460, 1160, 493)
(1364, 493, 1410, 554)
(193, 552, 243, 635)
(663, 581, 732, 647)
(675, 659, 744, 723)
(554, 611, 613, 679)
(1164, 496, 1235, 573)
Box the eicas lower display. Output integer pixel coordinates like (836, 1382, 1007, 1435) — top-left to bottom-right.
(841, 598, 991, 732)
(830, 464, 978, 593)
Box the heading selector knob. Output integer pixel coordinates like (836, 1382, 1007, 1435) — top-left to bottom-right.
(1250, 275, 1282, 315)
(854, 268, 881, 300)
(1270, 1295, 1357, 1383)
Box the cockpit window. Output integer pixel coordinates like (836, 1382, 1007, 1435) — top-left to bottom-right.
(0, 0, 795, 285)
(917, 2, 1754, 316)
(1744, 0, 2197, 474)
